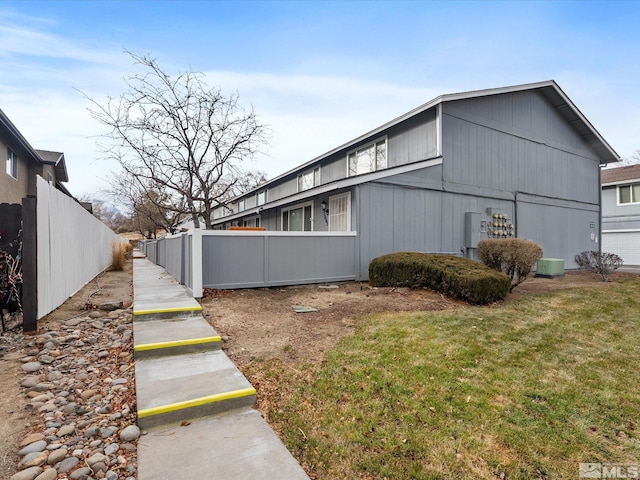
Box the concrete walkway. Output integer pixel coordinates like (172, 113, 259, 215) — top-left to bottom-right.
(132, 253, 309, 479)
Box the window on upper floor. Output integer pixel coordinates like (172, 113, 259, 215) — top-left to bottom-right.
(238, 198, 245, 212)
(6, 148, 17, 178)
(257, 190, 266, 206)
(298, 167, 320, 192)
(618, 184, 640, 205)
(282, 202, 313, 231)
(348, 138, 387, 177)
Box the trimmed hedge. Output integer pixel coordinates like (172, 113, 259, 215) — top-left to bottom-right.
(369, 252, 511, 305)
(477, 238, 543, 291)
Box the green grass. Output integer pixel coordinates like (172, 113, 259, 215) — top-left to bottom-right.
(247, 277, 640, 479)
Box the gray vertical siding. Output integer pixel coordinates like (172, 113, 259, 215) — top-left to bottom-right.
(356, 181, 443, 278)
(438, 90, 602, 267)
(387, 109, 438, 167)
(517, 200, 599, 267)
(442, 91, 600, 205)
(320, 156, 347, 184)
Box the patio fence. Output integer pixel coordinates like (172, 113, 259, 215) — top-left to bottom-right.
(141, 230, 358, 297)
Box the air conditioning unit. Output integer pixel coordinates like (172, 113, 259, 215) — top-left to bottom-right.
(535, 258, 565, 278)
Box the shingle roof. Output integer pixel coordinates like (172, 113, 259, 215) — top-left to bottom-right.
(602, 164, 640, 185)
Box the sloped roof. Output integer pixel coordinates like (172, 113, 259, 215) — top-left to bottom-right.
(602, 164, 640, 185)
(0, 110, 71, 188)
(247, 80, 620, 198)
(36, 149, 69, 182)
(0, 108, 43, 166)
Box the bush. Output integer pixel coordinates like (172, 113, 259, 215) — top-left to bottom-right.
(369, 252, 510, 305)
(477, 239, 543, 291)
(110, 241, 131, 271)
(575, 251, 623, 281)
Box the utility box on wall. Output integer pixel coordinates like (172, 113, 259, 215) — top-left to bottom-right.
(535, 258, 565, 278)
(465, 212, 481, 248)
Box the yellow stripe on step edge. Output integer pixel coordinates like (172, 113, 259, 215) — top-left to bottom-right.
(133, 305, 202, 316)
(134, 336, 222, 352)
(137, 387, 257, 418)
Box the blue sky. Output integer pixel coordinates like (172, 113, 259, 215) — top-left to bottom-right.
(1, 0, 639, 198)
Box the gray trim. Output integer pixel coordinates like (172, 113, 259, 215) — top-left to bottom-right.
(213, 157, 443, 225)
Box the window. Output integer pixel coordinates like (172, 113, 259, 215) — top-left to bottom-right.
(328, 192, 351, 232)
(238, 199, 245, 212)
(257, 191, 266, 206)
(6, 148, 17, 178)
(282, 202, 313, 231)
(348, 138, 387, 176)
(243, 216, 260, 227)
(298, 167, 320, 192)
(618, 184, 640, 205)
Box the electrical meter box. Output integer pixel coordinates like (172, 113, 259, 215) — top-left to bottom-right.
(465, 212, 481, 248)
(535, 258, 565, 278)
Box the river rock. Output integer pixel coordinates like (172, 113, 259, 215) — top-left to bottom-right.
(46, 447, 67, 465)
(34, 469, 58, 480)
(21, 362, 42, 373)
(18, 440, 47, 456)
(119, 425, 140, 442)
(9, 466, 43, 480)
(56, 456, 80, 472)
(18, 451, 47, 468)
(20, 433, 45, 447)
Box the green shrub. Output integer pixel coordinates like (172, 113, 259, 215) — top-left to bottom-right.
(477, 239, 543, 291)
(575, 251, 623, 281)
(368, 252, 510, 305)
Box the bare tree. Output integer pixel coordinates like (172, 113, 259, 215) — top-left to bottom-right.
(83, 52, 269, 229)
(108, 173, 187, 236)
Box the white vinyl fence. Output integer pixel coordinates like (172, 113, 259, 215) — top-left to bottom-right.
(36, 177, 127, 319)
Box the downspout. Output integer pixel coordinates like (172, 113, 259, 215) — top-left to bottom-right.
(598, 164, 603, 254)
(514, 191, 519, 238)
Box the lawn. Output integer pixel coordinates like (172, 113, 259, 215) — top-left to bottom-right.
(246, 276, 640, 479)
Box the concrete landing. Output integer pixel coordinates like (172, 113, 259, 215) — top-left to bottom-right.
(138, 408, 309, 480)
(133, 316, 222, 358)
(136, 350, 256, 429)
(133, 259, 201, 319)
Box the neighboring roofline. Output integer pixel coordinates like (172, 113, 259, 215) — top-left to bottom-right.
(602, 178, 640, 187)
(36, 149, 69, 182)
(0, 109, 45, 164)
(235, 80, 620, 203)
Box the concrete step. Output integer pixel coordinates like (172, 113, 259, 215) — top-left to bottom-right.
(133, 258, 202, 320)
(133, 316, 222, 359)
(135, 350, 256, 429)
(138, 408, 309, 480)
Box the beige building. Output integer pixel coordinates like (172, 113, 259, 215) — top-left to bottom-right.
(1, 109, 69, 205)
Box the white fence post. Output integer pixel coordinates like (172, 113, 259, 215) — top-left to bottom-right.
(191, 228, 203, 298)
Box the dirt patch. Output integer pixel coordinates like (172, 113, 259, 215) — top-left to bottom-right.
(201, 270, 635, 369)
